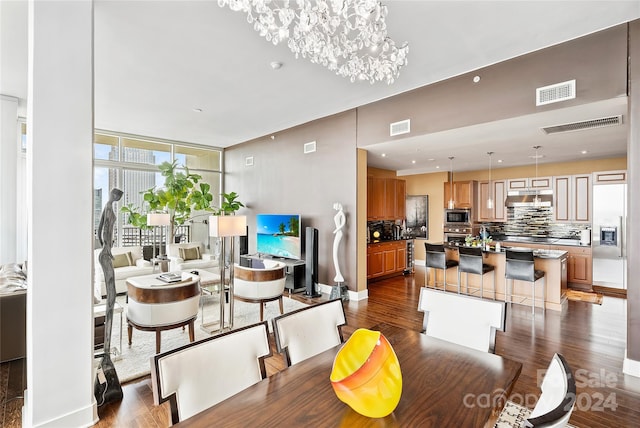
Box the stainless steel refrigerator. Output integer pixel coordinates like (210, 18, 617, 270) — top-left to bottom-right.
(592, 183, 627, 289)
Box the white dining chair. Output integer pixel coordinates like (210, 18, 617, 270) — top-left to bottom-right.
(525, 353, 576, 428)
(272, 298, 346, 366)
(417, 287, 506, 353)
(151, 321, 271, 425)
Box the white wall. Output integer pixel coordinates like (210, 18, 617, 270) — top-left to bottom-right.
(0, 95, 18, 264)
(23, 1, 97, 426)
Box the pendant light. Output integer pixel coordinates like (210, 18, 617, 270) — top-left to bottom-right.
(533, 146, 541, 207)
(487, 152, 494, 210)
(448, 156, 455, 209)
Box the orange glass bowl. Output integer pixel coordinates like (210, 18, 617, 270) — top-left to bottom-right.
(330, 328, 402, 418)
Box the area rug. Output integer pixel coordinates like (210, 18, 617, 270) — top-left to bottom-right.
(566, 289, 604, 305)
(101, 294, 309, 382)
(494, 400, 578, 428)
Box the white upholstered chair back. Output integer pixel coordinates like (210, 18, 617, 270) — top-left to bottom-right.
(233, 262, 286, 300)
(151, 322, 271, 425)
(525, 353, 576, 428)
(272, 298, 346, 366)
(417, 287, 506, 353)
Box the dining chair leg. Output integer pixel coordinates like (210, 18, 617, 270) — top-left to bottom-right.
(457, 270, 461, 294)
(532, 281, 536, 316)
(542, 278, 546, 314)
(492, 272, 496, 300)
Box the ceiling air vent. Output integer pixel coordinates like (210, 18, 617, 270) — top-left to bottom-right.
(541, 115, 623, 135)
(536, 80, 576, 106)
(390, 119, 410, 136)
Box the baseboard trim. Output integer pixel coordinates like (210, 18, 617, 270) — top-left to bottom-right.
(623, 352, 640, 378)
(317, 284, 368, 301)
(22, 392, 98, 428)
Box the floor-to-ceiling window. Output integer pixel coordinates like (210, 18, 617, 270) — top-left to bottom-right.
(93, 130, 223, 249)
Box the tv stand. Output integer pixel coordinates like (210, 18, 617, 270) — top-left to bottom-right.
(240, 254, 306, 293)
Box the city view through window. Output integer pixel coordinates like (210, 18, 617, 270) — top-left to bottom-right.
(94, 132, 222, 250)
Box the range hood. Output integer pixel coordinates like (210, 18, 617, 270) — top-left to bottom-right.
(505, 190, 553, 207)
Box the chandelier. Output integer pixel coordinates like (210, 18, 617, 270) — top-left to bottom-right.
(217, 0, 409, 84)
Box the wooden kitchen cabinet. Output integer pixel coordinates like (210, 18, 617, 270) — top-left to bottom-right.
(550, 245, 592, 285)
(554, 175, 591, 223)
(478, 180, 507, 222)
(444, 180, 477, 209)
(395, 179, 406, 219)
(367, 241, 407, 279)
(507, 177, 553, 191)
(367, 177, 406, 220)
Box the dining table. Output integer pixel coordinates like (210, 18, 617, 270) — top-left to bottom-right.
(175, 322, 522, 427)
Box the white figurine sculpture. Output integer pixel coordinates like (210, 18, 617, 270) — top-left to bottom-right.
(333, 202, 345, 283)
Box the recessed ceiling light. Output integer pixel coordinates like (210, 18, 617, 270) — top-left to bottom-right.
(411, 160, 416, 164)
(270, 61, 283, 70)
(192, 108, 203, 113)
(436, 165, 440, 169)
(498, 159, 503, 163)
(473, 75, 481, 83)
(581, 150, 588, 154)
(381, 153, 386, 157)
(427, 158, 435, 161)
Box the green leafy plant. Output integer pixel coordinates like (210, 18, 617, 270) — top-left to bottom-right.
(121, 160, 215, 239)
(217, 191, 245, 216)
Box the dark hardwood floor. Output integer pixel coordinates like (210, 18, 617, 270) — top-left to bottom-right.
(2, 267, 640, 427)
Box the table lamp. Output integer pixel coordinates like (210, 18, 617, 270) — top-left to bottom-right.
(209, 215, 247, 332)
(148, 213, 171, 259)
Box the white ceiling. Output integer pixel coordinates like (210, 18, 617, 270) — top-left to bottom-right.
(2, 1, 639, 175)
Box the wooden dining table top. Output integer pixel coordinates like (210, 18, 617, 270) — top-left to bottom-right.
(176, 322, 522, 427)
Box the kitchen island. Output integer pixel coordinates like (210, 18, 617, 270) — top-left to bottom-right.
(429, 244, 568, 311)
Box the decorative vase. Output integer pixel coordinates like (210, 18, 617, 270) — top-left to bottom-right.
(330, 328, 402, 418)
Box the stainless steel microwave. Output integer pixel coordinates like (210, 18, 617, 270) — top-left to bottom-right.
(444, 209, 472, 226)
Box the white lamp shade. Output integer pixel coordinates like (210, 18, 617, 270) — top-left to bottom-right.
(209, 215, 247, 237)
(148, 213, 171, 226)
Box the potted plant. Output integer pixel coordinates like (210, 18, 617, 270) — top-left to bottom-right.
(121, 160, 215, 241)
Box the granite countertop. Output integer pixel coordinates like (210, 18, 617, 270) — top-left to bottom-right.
(368, 237, 414, 244)
(445, 243, 568, 259)
(491, 235, 589, 247)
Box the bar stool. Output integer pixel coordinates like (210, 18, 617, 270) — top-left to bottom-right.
(424, 243, 458, 291)
(505, 249, 545, 315)
(457, 246, 496, 299)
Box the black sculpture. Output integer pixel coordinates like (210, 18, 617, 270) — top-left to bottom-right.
(94, 188, 124, 406)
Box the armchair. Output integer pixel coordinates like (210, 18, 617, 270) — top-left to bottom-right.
(233, 260, 286, 322)
(167, 242, 218, 272)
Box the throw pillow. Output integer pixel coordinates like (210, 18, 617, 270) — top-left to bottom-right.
(179, 246, 201, 261)
(112, 252, 134, 268)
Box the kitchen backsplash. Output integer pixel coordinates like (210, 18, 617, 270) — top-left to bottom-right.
(482, 207, 589, 238)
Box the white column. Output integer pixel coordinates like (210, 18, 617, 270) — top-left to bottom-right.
(24, 1, 97, 426)
(0, 95, 18, 264)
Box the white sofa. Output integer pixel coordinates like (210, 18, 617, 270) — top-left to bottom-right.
(94, 246, 154, 297)
(167, 242, 218, 272)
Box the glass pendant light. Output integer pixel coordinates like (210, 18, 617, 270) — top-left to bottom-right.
(533, 146, 541, 207)
(487, 152, 494, 210)
(448, 156, 455, 209)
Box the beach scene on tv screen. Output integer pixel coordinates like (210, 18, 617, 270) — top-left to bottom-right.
(256, 214, 301, 259)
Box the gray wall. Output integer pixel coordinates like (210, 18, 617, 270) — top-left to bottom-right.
(224, 110, 358, 290)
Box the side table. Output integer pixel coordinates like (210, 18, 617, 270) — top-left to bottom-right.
(151, 257, 169, 273)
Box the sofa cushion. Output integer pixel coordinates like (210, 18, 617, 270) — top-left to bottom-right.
(113, 252, 134, 268)
(180, 246, 201, 261)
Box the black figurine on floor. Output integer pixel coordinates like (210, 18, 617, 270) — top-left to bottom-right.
(94, 188, 124, 406)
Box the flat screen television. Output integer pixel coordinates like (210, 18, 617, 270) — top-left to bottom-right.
(256, 214, 301, 260)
